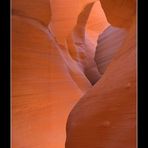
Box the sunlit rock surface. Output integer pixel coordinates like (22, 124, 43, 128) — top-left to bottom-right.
(66, 17, 136, 148)
(12, 1, 93, 147)
(49, 0, 105, 44)
(12, 0, 136, 148)
(65, 0, 136, 147)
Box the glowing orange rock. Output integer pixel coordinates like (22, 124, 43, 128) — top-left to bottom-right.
(12, 1, 91, 147)
(100, 0, 136, 28)
(12, 0, 136, 148)
(66, 18, 136, 148)
(12, 0, 51, 25)
(65, 0, 136, 147)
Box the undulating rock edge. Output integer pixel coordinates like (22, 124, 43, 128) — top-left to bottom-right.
(65, 0, 136, 148)
(12, 0, 136, 148)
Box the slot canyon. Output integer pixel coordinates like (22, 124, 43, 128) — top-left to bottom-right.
(12, 0, 136, 148)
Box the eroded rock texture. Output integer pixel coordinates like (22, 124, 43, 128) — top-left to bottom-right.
(12, 0, 136, 148)
(65, 1, 136, 148)
(95, 26, 128, 75)
(66, 21, 136, 148)
(12, 1, 93, 148)
(12, 15, 90, 148)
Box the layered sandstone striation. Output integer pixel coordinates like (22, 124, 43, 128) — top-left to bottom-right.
(95, 26, 128, 75)
(12, 1, 92, 147)
(12, 15, 89, 148)
(66, 21, 136, 148)
(12, 0, 136, 148)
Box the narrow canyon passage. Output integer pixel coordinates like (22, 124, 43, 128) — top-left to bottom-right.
(12, 0, 136, 148)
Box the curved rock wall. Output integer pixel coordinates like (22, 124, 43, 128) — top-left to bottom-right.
(65, 0, 136, 148)
(12, 0, 51, 25)
(12, 0, 136, 148)
(66, 2, 100, 85)
(66, 18, 136, 148)
(12, 1, 93, 147)
(95, 25, 128, 75)
(66, 1, 109, 84)
(49, 0, 98, 44)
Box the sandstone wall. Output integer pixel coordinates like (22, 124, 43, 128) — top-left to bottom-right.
(12, 0, 136, 148)
(65, 0, 136, 147)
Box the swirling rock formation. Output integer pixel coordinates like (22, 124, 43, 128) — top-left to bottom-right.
(12, 1, 94, 147)
(66, 21, 136, 148)
(66, 2, 99, 85)
(65, 1, 136, 148)
(49, 0, 102, 44)
(12, 0, 136, 148)
(95, 26, 128, 75)
(66, 1, 109, 84)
